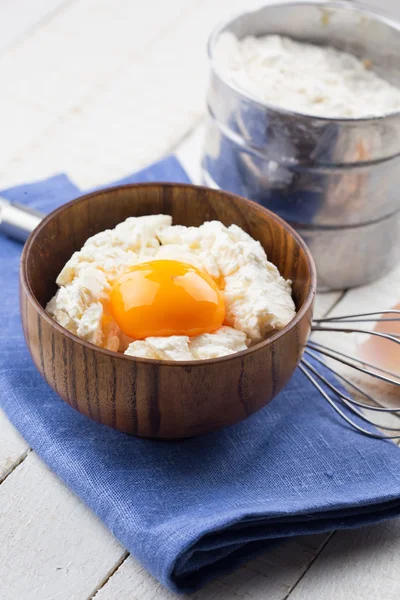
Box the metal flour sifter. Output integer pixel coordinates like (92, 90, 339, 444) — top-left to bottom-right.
(202, 1, 400, 291)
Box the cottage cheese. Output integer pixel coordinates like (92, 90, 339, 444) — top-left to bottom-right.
(125, 327, 248, 361)
(47, 215, 296, 360)
(215, 33, 400, 118)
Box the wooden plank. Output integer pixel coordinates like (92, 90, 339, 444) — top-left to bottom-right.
(0, 0, 265, 190)
(0, 452, 125, 600)
(175, 122, 205, 184)
(317, 264, 400, 327)
(0, 0, 192, 188)
(287, 521, 400, 600)
(314, 291, 343, 320)
(0, 409, 29, 483)
(94, 535, 329, 600)
(0, 0, 70, 55)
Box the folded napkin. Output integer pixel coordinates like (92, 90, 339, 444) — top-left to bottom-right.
(1, 157, 400, 594)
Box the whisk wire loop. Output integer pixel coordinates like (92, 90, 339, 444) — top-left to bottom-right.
(304, 349, 400, 414)
(313, 310, 400, 324)
(299, 362, 398, 440)
(301, 358, 400, 435)
(304, 309, 400, 440)
(307, 340, 400, 387)
(307, 340, 399, 380)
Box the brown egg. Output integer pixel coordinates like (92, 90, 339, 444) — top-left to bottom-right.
(357, 303, 400, 381)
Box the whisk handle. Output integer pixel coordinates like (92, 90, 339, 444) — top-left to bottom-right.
(0, 197, 43, 242)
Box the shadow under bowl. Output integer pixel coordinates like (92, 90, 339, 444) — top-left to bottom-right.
(20, 183, 316, 438)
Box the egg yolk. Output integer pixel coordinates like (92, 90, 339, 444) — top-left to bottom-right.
(110, 260, 225, 339)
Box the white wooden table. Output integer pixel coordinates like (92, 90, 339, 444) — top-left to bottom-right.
(1, 1, 400, 598)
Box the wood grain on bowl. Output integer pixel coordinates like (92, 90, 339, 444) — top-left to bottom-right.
(20, 184, 316, 438)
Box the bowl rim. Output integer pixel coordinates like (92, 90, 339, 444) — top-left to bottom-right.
(208, 0, 400, 123)
(21, 182, 317, 367)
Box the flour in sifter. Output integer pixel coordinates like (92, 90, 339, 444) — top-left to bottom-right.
(215, 33, 400, 118)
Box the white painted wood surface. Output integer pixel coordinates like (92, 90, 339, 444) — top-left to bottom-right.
(0, 409, 29, 483)
(288, 522, 400, 600)
(0, 0, 400, 599)
(95, 535, 329, 600)
(1, 453, 125, 599)
(0, 0, 70, 55)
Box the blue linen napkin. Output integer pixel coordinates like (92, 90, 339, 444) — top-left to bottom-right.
(1, 156, 400, 594)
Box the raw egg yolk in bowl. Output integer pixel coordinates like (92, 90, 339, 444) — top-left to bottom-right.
(110, 260, 225, 339)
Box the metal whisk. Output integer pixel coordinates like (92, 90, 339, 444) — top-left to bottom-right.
(301, 311, 400, 440)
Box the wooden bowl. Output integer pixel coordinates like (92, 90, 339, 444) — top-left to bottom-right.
(20, 184, 316, 438)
